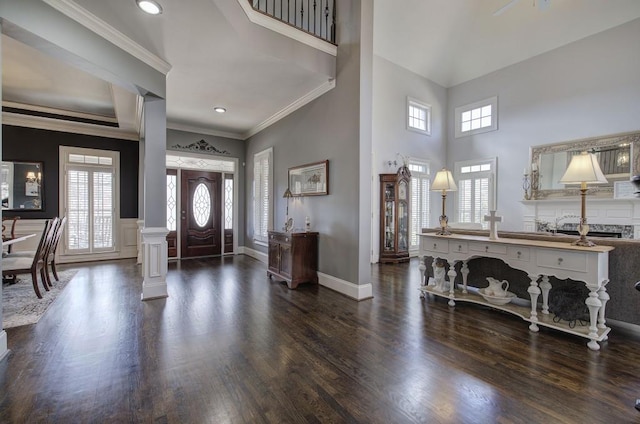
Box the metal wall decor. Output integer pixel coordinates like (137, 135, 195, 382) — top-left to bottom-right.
(171, 139, 231, 155)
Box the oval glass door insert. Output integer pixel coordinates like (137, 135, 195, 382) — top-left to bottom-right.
(193, 183, 211, 227)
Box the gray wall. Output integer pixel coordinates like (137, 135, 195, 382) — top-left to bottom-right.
(447, 18, 640, 231)
(372, 55, 448, 258)
(167, 129, 246, 246)
(245, 0, 365, 285)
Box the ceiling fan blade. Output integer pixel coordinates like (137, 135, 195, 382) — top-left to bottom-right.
(493, 0, 522, 16)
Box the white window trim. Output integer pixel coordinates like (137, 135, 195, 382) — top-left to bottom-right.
(407, 97, 432, 136)
(453, 157, 497, 228)
(454, 96, 498, 138)
(253, 147, 273, 245)
(59, 145, 120, 256)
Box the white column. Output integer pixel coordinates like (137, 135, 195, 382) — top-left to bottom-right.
(0, 22, 8, 361)
(141, 227, 170, 300)
(141, 95, 168, 300)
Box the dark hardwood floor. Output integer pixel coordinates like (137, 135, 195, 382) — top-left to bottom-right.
(1, 255, 640, 423)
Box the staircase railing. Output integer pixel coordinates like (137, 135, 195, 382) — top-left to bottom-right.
(250, 0, 336, 44)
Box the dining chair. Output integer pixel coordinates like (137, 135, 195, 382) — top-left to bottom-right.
(2, 216, 21, 253)
(44, 216, 67, 286)
(2, 220, 51, 299)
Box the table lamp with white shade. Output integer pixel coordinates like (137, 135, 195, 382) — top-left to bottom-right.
(432, 169, 458, 235)
(559, 151, 608, 246)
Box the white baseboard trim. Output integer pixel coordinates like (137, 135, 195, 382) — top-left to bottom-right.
(0, 330, 7, 362)
(240, 246, 267, 264)
(318, 272, 373, 301)
(607, 318, 640, 335)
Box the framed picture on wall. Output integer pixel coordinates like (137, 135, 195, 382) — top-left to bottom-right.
(288, 160, 329, 196)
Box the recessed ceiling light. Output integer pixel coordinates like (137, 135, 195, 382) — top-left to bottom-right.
(136, 0, 163, 15)
(214, 107, 227, 113)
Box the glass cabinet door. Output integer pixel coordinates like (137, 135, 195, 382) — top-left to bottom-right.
(397, 180, 408, 252)
(383, 182, 395, 251)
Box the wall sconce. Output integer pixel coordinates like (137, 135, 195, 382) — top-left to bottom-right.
(26, 171, 40, 183)
(559, 151, 608, 246)
(431, 169, 458, 235)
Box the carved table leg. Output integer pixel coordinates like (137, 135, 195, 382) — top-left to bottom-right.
(447, 259, 458, 307)
(585, 286, 603, 351)
(597, 280, 610, 340)
(460, 260, 469, 294)
(429, 258, 437, 287)
(539, 276, 552, 315)
(527, 274, 541, 332)
(418, 256, 427, 298)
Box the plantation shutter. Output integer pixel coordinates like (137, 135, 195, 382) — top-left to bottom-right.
(67, 169, 90, 251)
(93, 171, 114, 249)
(410, 175, 430, 249)
(253, 148, 272, 242)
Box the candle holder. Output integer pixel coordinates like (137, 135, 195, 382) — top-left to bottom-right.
(523, 173, 531, 200)
(530, 168, 540, 199)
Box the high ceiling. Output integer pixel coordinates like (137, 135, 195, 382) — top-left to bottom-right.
(3, 0, 640, 139)
(374, 0, 640, 88)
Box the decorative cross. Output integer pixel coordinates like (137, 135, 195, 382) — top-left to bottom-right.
(484, 210, 502, 240)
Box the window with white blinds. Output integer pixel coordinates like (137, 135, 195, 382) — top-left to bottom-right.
(454, 158, 496, 229)
(61, 146, 119, 254)
(253, 148, 272, 243)
(408, 160, 430, 251)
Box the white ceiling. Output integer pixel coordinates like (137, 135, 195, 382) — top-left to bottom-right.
(374, 0, 640, 88)
(3, 0, 640, 139)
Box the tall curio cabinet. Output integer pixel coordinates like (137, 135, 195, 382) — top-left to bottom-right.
(379, 167, 411, 263)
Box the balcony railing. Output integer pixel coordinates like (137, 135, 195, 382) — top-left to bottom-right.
(250, 0, 336, 44)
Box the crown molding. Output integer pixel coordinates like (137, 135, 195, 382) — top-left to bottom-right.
(236, 0, 337, 57)
(244, 78, 336, 139)
(2, 101, 117, 123)
(3, 112, 139, 141)
(166, 122, 245, 140)
(43, 0, 172, 75)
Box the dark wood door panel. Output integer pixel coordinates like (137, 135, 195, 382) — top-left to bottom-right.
(180, 170, 222, 258)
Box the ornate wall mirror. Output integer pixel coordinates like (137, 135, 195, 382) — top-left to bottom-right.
(530, 131, 640, 199)
(1, 161, 44, 210)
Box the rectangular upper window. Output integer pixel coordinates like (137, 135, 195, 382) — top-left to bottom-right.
(454, 96, 498, 138)
(407, 97, 431, 135)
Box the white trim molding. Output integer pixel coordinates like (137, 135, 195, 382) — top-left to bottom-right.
(240, 247, 268, 263)
(136, 220, 145, 264)
(141, 227, 169, 300)
(43, 0, 172, 74)
(2, 112, 139, 141)
(244, 79, 336, 139)
(167, 122, 244, 140)
(318, 272, 373, 301)
(236, 0, 337, 57)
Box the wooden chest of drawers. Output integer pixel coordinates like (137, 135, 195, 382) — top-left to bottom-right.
(267, 231, 319, 289)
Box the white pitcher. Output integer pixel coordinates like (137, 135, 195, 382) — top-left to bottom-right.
(486, 277, 509, 297)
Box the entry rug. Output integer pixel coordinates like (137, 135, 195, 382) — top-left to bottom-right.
(2, 269, 78, 329)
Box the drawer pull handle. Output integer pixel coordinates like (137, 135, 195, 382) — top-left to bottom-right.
(433, 243, 437, 249)
(458, 244, 462, 251)
(517, 251, 522, 258)
(558, 257, 563, 264)
(485, 246, 489, 252)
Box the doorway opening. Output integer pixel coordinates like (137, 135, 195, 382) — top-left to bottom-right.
(166, 153, 236, 259)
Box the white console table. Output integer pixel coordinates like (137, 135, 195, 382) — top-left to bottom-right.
(418, 233, 614, 350)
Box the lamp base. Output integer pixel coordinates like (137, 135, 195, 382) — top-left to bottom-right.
(572, 221, 596, 247)
(436, 215, 451, 236)
(572, 235, 596, 247)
